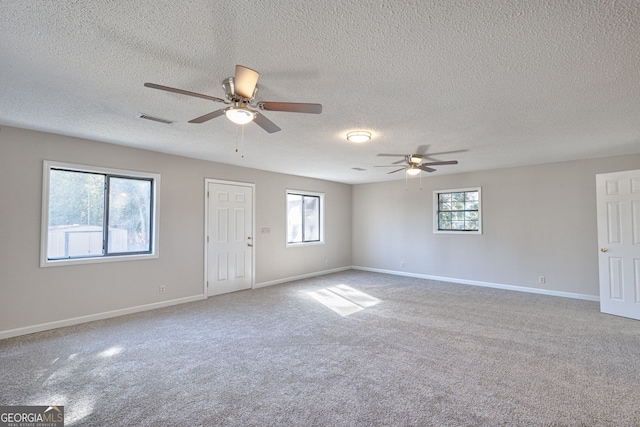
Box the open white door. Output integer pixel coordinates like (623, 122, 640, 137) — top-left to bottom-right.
(206, 180, 254, 297)
(596, 170, 640, 320)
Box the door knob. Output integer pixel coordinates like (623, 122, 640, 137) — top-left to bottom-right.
(247, 243, 253, 247)
(600, 248, 608, 252)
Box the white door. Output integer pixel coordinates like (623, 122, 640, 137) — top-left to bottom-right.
(206, 181, 253, 297)
(596, 169, 640, 320)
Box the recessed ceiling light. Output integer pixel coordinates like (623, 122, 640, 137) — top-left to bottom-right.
(346, 131, 371, 143)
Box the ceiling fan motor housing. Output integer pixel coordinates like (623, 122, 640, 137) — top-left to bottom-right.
(222, 77, 235, 101)
(223, 77, 258, 102)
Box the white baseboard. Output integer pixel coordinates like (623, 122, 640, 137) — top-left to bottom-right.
(351, 266, 600, 302)
(0, 294, 206, 340)
(254, 266, 351, 289)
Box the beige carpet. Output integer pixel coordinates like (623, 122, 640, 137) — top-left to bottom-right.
(1, 270, 639, 426)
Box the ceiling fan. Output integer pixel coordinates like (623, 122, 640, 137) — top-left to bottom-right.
(144, 65, 322, 133)
(375, 153, 459, 175)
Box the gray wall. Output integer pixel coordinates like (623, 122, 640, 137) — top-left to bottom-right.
(2, 123, 637, 336)
(0, 126, 352, 334)
(352, 154, 640, 297)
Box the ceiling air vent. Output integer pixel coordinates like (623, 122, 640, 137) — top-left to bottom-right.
(139, 114, 173, 124)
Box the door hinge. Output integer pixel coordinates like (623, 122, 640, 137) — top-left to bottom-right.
(207, 236, 209, 243)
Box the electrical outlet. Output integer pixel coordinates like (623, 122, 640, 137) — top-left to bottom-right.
(159, 285, 166, 294)
(538, 276, 545, 284)
(401, 261, 405, 269)
(325, 259, 329, 267)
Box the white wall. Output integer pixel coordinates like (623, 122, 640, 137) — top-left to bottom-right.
(352, 154, 640, 298)
(0, 126, 352, 336)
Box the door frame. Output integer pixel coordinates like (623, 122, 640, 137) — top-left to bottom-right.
(203, 178, 256, 296)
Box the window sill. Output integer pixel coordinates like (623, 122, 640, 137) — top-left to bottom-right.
(433, 230, 482, 235)
(40, 252, 158, 268)
(286, 241, 325, 248)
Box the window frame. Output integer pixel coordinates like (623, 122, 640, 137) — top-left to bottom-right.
(285, 189, 325, 247)
(433, 187, 482, 235)
(41, 161, 160, 267)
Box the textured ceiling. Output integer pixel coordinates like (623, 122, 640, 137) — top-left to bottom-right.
(1, 0, 639, 184)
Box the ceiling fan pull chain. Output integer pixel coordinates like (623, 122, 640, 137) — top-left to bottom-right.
(234, 124, 245, 158)
(241, 124, 245, 158)
(235, 124, 239, 153)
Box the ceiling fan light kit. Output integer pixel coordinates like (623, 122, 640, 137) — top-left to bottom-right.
(346, 131, 371, 143)
(144, 65, 322, 133)
(406, 165, 421, 175)
(225, 106, 255, 125)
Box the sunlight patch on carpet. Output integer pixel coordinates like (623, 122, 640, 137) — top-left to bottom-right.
(98, 346, 123, 358)
(26, 393, 96, 427)
(330, 284, 380, 307)
(65, 394, 96, 426)
(309, 285, 380, 316)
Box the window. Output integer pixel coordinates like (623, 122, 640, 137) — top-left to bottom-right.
(41, 161, 160, 266)
(286, 190, 324, 245)
(434, 187, 482, 234)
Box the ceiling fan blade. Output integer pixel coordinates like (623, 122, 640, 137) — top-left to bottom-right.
(188, 109, 226, 123)
(377, 154, 408, 164)
(387, 168, 406, 174)
(374, 165, 407, 168)
(420, 149, 468, 160)
(259, 102, 322, 114)
(234, 65, 260, 99)
(144, 83, 226, 103)
(253, 112, 281, 133)
(421, 160, 459, 166)
(415, 145, 430, 155)
(418, 165, 436, 172)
